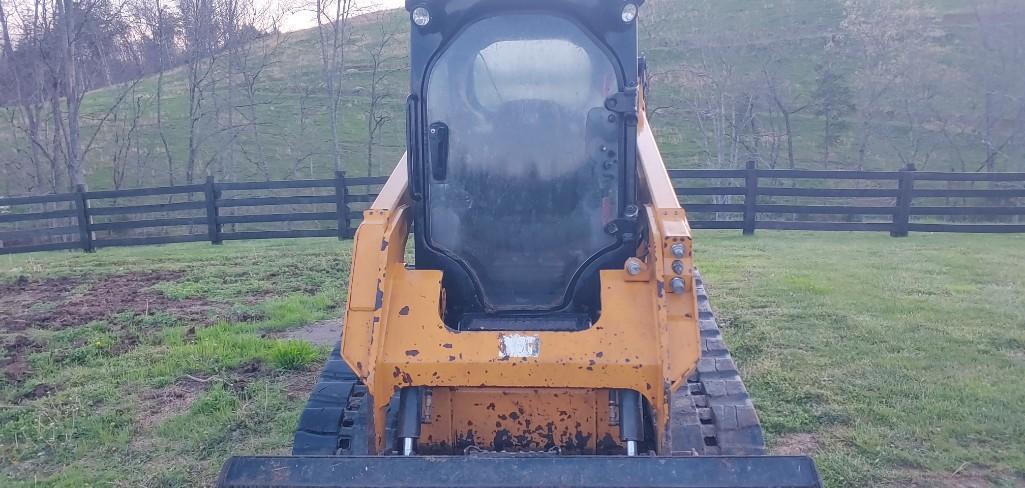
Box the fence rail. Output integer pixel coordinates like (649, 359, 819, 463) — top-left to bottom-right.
(0, 171, 387, 255)
(2, 165, 1024, 255)
(672, 162, 1025, 236)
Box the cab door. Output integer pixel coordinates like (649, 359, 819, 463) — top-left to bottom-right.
(419, 13, 629, 318)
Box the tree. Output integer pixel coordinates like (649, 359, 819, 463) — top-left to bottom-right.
(811, 64, 854, 168)
(762, 59, 809, 169)
(884, 41, 952, 171)
(669, 1, 765, 171)
(0, 0, 46, 192)
(284, 55, 319, 179)
(178, 0, 219, 184)
(314, 0, 360, 172)
(362, 11, 401, 178)
(222, 0, 274, 180)
(0, 0, 147, 192)
(966, 0, 1025, 172)
(236, 26, 287, 181)
(56, 0, 84, 188)
(108, 88, 149, 190)
(135, 0, 182, 185)
(839, 0, 937, 169)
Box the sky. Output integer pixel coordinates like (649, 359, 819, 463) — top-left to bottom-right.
(269, 0, 406, 32)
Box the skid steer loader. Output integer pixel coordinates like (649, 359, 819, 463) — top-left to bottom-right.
(218, 0, 821, 486)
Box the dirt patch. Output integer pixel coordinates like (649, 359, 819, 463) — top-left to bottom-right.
(224, 359, 271, 393)
(2, 357, 31, 383)
(0, 271, 220, 332)
(888, 467, 1003, 488)
(174, 359, 275, 393)
(134, 360, 274, 431)
(108, 331, 141, 356)
(770, 432, 820, 456)
(271, 319, 342, 347)
(136, 381, 209, 430)
(20, 383, 55, 401)
(1, 272, 224, 383)
(284, 369, 320, 401)
(1, 335, 43, 382)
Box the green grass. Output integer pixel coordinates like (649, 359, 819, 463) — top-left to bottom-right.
(0, 239, 349, 486)
(696, 231, 1025, 486)
(268, 340, 322, 370)
(2, 234, 1025, 486)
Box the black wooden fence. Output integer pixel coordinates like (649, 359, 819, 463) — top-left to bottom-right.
(674, 163, 1025, 236)
(0, 171, 386, 255)
(2, 165, 1025, 255)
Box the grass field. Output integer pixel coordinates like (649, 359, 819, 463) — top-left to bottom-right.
(2, 232, 1024, 487)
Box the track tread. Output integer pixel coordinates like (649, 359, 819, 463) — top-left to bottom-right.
(292, 341, 370, 456)
(670, 271, 766, 456)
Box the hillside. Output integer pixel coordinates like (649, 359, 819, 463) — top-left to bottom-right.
(1, 0, 1023, 194)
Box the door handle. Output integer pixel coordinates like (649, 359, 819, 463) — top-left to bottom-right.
(428, 122, 449, 181)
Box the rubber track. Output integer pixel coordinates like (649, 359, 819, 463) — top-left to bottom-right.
(669, 271, 767, 456)
(292, 342, 371, 455)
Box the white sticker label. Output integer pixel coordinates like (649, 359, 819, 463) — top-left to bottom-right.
(499, 334, 540, 359)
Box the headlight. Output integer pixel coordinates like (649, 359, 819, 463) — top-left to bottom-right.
(412, 6, 430, 27)
(621, 3, 638, 23)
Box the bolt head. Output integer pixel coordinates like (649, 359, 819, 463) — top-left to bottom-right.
(625, 258, 643, 276)
(670, 277, 686, 294)
(672, 260, 684, 275)
(671, 243, 686, 258)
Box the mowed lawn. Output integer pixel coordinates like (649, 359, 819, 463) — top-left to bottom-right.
(696, 232, 1025, 487)
(1, 232, 1024, 487)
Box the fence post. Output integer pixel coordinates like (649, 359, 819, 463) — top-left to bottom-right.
(74, 184, 94, 253)
(743, 161, 758, 235)
(335, 171, 350, 239)
(891, 163, 916, 238)
(205, 176, 221, 244)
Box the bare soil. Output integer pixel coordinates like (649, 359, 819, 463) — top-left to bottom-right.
(770, 432, 820, 456)
(1, 271, 221, 383)
(0, 334, 43, 383)
(284, 369, 320, 401)
(134, 359, 273, 431)
(21, 382, 54, 400)
(224, 359, 270, 393)
(272, 318, 341, 347)
(0, 271, 217, 331)
(136, 380, 210, 430)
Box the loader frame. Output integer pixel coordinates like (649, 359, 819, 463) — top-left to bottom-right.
(342, 109, 700, 454)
